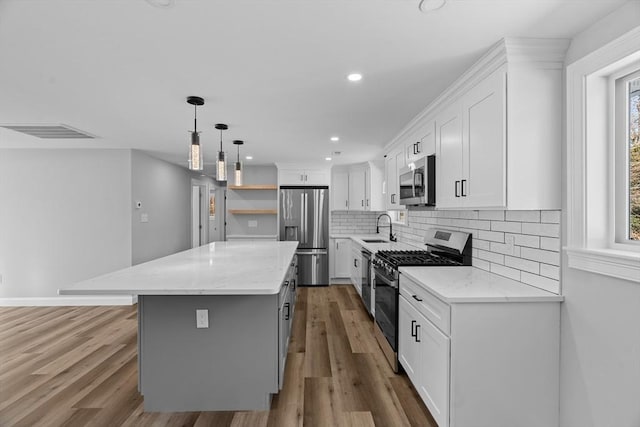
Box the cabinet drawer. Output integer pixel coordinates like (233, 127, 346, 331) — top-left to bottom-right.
(400, 274, 450, 335)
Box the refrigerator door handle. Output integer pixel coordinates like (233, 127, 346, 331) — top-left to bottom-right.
(300, 192, 306, 244)
(304, 192, 308, 245)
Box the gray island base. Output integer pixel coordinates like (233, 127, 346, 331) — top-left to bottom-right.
(59, 241, 299, 412)
(139, 294, 278, 411)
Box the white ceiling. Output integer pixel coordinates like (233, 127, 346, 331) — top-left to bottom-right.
(0, 0, 628, 175)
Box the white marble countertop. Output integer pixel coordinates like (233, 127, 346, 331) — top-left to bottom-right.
(399, 266, 564, 303)
(59, 241, 299, 296)
(330, 233, 422, 253)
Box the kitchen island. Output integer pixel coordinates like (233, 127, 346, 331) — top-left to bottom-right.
(59, 241, 299, 412)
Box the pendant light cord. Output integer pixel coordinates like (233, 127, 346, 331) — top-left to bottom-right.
(220, 129, 223, 151)
(194, 104, 198, 133)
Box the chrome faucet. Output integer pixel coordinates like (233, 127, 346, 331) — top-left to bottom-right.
(376, 213, 397, 242)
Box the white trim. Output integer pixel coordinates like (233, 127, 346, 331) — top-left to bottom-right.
(566, 248, 640, 283)
(0, 295, 136, 307)
(565, 26, 640, 282)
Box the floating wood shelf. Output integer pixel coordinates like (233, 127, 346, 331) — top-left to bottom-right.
(228, 209, 277, 215)
(228, 185, 277, 190)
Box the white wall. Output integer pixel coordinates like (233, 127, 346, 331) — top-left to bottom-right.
(131, 150, 199, 265)
(560, 3, 640, 426)
(0, 149, 132, 299)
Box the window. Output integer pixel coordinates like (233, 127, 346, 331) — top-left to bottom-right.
(566, 29, 640, 283)
(627, 76, 639, 240)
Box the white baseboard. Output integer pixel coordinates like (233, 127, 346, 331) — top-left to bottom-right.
(0, 295, 136, 307)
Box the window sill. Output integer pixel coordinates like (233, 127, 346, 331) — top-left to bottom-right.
(565, 247, 640, 283)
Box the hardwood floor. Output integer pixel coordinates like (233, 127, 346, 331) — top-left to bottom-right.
(0, 286, 436, 426)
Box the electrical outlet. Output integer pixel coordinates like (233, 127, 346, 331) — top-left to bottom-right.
(141, 213, 149, 223)
(196, 309, 209, 328)
(248, 220, 258, 228)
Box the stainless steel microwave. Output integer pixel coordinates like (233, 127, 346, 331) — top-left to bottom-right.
(399, 155, 435, 206)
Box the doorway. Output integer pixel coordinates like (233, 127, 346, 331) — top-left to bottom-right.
(191, 184, 208, 248)
(208, 187, 226, 242)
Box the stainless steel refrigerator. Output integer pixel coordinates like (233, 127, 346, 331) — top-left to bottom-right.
(279, 186, 329, 286)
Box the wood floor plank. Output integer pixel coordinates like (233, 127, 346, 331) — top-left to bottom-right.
(0, 285, 434, 427)
(303, 377, 342, 427)
(304, 321, 332, 378)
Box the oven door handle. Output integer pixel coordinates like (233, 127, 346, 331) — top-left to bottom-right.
(374, 270, 398, 288)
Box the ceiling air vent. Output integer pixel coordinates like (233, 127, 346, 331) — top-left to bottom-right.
(1, 124, 97, 139)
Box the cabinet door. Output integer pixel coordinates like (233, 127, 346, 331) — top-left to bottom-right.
(462, 69, 506, 208)
(398, 296, 420, 383)
(348, 169, 366, 211)
(279, 169, 304, 186)
(304, 169, 330, 186)
(385, 149, 404, 209)
(436, 102, 463, 209)
(332, 171, 349, 210)
(278, 286, 292, 389)
(417, 315, 450, 427)
(350, 247, 361, 294)
(334, 239, 351, 278)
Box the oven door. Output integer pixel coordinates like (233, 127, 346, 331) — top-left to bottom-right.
(373, 266, 399, 352)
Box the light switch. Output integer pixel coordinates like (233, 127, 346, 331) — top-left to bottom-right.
(196, 309, 209, 328)
(141, 213, 149, 223)
(248, 220, 258, 228)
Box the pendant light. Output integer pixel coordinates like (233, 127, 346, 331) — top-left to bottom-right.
(186, 96, 204, 171)
(215, 123, 228, 181)
(233, 140, 244, 186)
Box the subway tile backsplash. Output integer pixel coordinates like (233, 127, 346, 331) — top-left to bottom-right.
(332, 209, 561, 294)
(396, 209, 561, 294)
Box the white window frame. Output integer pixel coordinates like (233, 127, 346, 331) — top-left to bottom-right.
(566, 27, 640, 283)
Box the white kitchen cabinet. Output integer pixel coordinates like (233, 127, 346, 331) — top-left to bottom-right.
(387, 39, 565, 210)
(350, 244, 362, 295)
(384, 148, 405, 209)
(331, 162, 385, 212)
(406, 121, 435, 164)
(330, 238, 351, 279)
(435, 102, 464, 209)
(348, 169, 367, 210)
(399, 272, 560, 427)
(278, 168, 330, 186)
(437, 67, 506, 209)
(331, 170, 349, 210)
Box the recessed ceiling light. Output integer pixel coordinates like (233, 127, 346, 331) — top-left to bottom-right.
(347, 73, 362, 82)
(245, 156, 253, 160)
(418, 0, 446, 12)
(325, 157, 332, 161)
(330, 136, 339, 142)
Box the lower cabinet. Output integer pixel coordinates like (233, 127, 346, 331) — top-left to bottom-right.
(398, 274, 560, 427)
(350, 245, 362, 295)
(278, 256, 297, 389)
(330, 238, 351, 279)
(399, 295, 450, 427)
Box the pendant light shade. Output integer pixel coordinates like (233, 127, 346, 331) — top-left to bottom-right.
(215, 123, 228, 181)
(233, 140, 244, 186)
(186, 96, 204, 171)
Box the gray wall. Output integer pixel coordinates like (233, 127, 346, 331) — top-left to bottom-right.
(131, 150, 199, 265)
(0, 149, 132, 298)
(560, 3, 640, 426)
(226, 165, 277, 238)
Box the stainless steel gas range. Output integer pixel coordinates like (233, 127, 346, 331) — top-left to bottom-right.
(372, 229, 472, 372)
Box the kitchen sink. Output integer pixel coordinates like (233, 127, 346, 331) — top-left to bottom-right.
(362, 239, 388, 243)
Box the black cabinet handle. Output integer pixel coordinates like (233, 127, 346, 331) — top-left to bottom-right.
(284, 280, 289, 286)
(412, 294, 423, 302)
(284, 302, 290, 320)
(455, 180, 460, 197)
(413, 143, 418, 155)
(291, 279, 296, 291)
(461, 179, 467, 197)
(361, 200, 364, 207)
(391, 194, 396, 204)
(415, 324, 421, 342)
(411, 320, 417, 338)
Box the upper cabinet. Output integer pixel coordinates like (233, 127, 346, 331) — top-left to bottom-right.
(384, 38, 568, 211)
(385, 148, 405, 210)
(331, 162, 384, 211)
(278, 167, 330, 186)
(437, 68, 506, 209)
